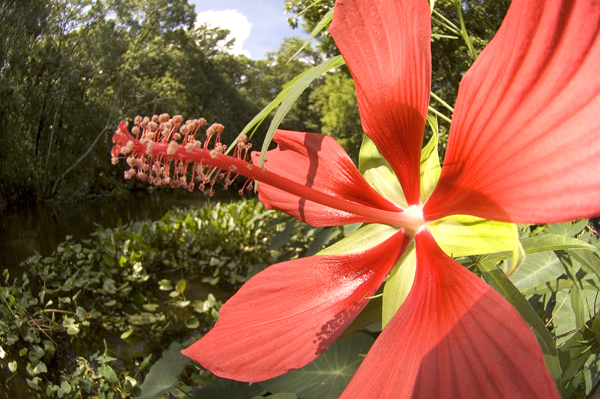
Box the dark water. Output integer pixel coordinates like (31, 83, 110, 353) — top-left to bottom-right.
(0, 191, 210, 276)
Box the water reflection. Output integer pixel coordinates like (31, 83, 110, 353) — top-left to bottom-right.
(0, 191, 212, 275)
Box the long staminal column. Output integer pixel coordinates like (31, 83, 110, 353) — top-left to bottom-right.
(112, 120, 422, 230)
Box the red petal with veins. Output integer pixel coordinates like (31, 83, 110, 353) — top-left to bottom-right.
(252, 129, 400, 227)
(425, 0, 600, 223)
(182, 231, 410, 381)
(330, 0, 431, 206)
(341, 229, 559, 399)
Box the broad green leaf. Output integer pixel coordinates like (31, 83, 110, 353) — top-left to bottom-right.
(508, 251, 564, 294)
(192, 378, 266, 399)
(429, 215, 518, 258)
(98, 363, 118, 384)
(569, 249, 600, 280)
(258, 332, 375, 399)
(522, 279, 599, 296)
(546, 219, 588, 237)
(358, 135, 406, 207)
(420, 116, 441, 201)
(477, 264, 561, 384)
(257, 55, 345, 167)
(318, 223, 399, 256)
(555, 251, 588, 341)
(137, 342, 190, 399)
(382, 246, 416, 328)
(288, 8, 333, 62)
(551, 286, 599, 346)
(484, 234, 599, 265)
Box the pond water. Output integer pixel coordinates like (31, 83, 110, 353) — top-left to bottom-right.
(0, 191, 217, 277)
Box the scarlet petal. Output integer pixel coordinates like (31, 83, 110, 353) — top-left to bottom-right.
(252, 129, 400, 227)
(341, 229, 559, 399)
(425, 0, 600, 223)
(330, 0, 432, 206)
(182, 231, 410, 382)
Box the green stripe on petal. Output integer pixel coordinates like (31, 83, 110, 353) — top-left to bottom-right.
(382, 245, 416, 329)
(428, 215, 519, 258)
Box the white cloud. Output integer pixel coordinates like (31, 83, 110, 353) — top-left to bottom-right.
(195, 9, 252, 58)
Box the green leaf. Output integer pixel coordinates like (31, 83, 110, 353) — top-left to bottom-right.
(288, 8, 333, 63)
(558, 328, 596, 397)
(175, 279, 186, 295)
(382, 246, 416, 328)
(256, 55, 345, 167)
(98, 363, 118, 384)
(258, 332, 375, 399)
(484, 234, 599, 264)
(317, 223, 398, 256)
(191, 378, 266, 399)
(121, 328, 134, 339)
(137, 342, 191, 399)
(429, 215, 518, 258)
(569, 249, 600, 280)
(546, 219, 588, 237)
(339, 295, 382, 339)
(508, 251, 564, 294)
(158, 279, 173, 291)
(420, 117, 441, 202)
(477, 264, 561, 384)
(358, 135, 406, 207)
(185, 316, 200, 329)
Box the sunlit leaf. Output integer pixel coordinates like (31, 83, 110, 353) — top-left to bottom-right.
(358, 135, 406, 207)
(429, 215, 517, 258)
(288, 8, 333, 63)
(317, 223, 398, 256)
(256, 55, 345, 167)
(420, 117, 441, 201)
(508, 251, 564, 293)
(382, 246, 416, 328)
(484, 234, 599, 264)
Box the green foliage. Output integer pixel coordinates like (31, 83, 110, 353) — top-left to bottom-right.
(462, 220, 600, 398)
(0, 199, 320, 398)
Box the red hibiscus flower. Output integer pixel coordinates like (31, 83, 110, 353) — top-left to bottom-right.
(113, 0, 600, 397)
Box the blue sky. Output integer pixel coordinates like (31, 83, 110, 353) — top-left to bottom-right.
(189, 0, 309, 60)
